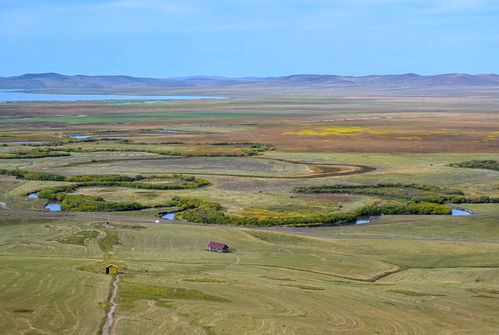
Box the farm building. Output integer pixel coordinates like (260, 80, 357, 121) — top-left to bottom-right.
(208, 242, 229, 252)
(105, 265, 118, 275)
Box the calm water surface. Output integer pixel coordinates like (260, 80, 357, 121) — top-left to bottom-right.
(451, 209, 471, 216)
(45, 203, 61, 211)
(162, 213, 176, 220)
(0, 89, 225, 103)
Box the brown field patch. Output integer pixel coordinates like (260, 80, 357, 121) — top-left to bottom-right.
(1, 96, 498, 153)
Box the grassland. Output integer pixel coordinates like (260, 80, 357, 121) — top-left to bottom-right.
(0, 213, 497, 334)
(0, 93, 497, 334)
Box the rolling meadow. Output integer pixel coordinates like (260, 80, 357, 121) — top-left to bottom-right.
(0, 92, 498, 334)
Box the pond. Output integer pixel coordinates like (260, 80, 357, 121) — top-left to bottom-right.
(27, 193, 39, 199)
(355, 217, 374, 225)
(0, 89, 226, 103)
(162, 213, 176, 220)
(70, 135, 93, 139)
(451, 209, 472, 216)
(45, 203, 61, 211)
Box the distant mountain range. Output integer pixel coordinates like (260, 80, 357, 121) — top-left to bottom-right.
(1, 72, 499, 89)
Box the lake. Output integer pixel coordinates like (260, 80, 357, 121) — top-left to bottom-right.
(162, 213, 176, 220)
(0, 89, 226, 103)
(451, 209, 472, 216)
(28, 193, 39, 199)
(45, 203, 61, 211)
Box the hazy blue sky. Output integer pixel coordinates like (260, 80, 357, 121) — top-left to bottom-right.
(1, 0, 498, 77)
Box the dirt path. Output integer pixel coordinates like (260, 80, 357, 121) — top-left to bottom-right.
(102, 275, 120, 335)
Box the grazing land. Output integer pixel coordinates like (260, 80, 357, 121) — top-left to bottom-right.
(0, 90, 498, 334)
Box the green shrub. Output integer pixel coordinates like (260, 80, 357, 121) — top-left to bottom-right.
(0, 169, 65, 181)
(170, 197, 451, 227)
(61, 194, 144, 212)
(0, 149, 70, 159)
(449, 160, 499, 171)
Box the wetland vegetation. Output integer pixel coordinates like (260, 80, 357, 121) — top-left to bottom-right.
(449, 159, 499, 171)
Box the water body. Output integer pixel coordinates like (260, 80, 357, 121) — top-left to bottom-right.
(355, 217, 373, 225)
(0, 89, 226, 103)
(0, 141, 45, 145)
(70, 135, 93, 139)
(107, 100, 167, 105)
(162, 213, 176, 220)
(45, 203, 61, 211)
(452, 209, 472, 216)
(28, 193, 39, 199)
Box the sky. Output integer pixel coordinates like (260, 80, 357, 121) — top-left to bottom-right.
(1, 0, 498, 77)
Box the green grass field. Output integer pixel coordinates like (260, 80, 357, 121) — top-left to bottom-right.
(0, 95, 498, 334)
(0, 212, 497, 334)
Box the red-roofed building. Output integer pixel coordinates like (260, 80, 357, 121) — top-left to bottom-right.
(208, 241, 229, 252)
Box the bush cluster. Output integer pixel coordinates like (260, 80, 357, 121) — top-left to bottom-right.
(60, 194, 143, 212)
(1, 169, 210, 212)
(28, 140, 273, 158)
(0, 169, 65, 181)
(294, 183, 463, 196)
(0, 149, 70, 159)
(170, 197, 451, 227)
(449, 160, 499, 171)
(411, 195, 499, 204)
(1, 169, 209, 188)
(292, 183, 499, 205)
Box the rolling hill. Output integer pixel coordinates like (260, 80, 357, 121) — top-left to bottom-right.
(1, 72, 499, 89)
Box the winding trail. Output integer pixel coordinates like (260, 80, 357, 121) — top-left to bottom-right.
(102, 275, 120, 335)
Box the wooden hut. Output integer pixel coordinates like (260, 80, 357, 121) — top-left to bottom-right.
(208, 242, 229, 253)
(105, 264, 118, 275)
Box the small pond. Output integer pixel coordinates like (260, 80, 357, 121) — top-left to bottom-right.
(28, 193, 39, 199)
(70, 135, 93, 139)
(45, 203, 61, 211)
(451, 209, 472, 216)
(162, 213, 176, 220)
(355, 218, 371, 225)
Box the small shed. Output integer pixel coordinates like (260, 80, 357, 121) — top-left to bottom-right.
(105, 264, 118, 275)
(208, 242, 229, 253)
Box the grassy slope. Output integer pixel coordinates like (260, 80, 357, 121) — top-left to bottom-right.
(0, 202, 498, 334)
(0, 216, 109, 334)
(109, 219, 499, 335)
